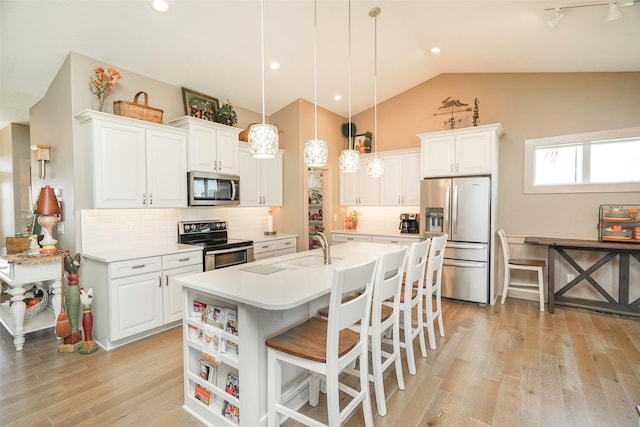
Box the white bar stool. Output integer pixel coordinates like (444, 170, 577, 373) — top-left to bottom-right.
(424, 234, 447, 350)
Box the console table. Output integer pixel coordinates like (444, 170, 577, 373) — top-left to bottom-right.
(0, 251, 64, 351)
(524, 237, 640, 316)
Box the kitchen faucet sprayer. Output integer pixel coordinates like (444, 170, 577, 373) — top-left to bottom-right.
(312, 232, 331, 265)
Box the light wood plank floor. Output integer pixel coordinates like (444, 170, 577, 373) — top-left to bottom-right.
(2, 298, 639, 426)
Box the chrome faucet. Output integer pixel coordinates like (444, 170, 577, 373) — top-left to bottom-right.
(312, 232, 331, 265)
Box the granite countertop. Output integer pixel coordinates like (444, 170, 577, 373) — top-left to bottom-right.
(0, 250, 65, 265)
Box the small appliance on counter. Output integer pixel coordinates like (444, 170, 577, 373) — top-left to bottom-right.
(598, 204, 640, 243)
(399, 213, 420, 234)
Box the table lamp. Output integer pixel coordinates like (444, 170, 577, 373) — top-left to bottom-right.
(34, 185, 60, 254)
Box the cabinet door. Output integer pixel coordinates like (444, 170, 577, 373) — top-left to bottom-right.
(402, 151, 421, 205)
(455, 132, 492, 175)
(261, 151, 283, 206)
(110, 272, 163, 341)
(216, 130, 240, 175)
(421, 135, 455, 178)
(339, 169, 359, 205)
(187, 124, 216, 172)
(359, 159, 380, 205)
(163, 264, 202, 323)
(379, 155, 402, 206)
(146, 129, 187, 208)
(239, 145, 262, 206)
(93, 120, 147, 208)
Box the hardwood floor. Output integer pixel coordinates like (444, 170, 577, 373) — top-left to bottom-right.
(2, 298, 639, 426)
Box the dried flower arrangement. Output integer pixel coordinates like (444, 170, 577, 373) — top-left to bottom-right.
(88, 67, 121, 111)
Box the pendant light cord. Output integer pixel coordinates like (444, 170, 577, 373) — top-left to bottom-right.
(373, 10, 378, 158)
(261, 0, 266, 124)
(348, 0, 352, 149)
(313, 0, 318, 140)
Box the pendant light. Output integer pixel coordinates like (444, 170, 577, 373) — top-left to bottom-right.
(304, 0, 328, 167)
(338, 0, 360, 173)
(367, 6, 384, 178)
(249, 0, 279, 159)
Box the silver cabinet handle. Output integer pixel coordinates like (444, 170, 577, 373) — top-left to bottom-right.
(131, 264, 145, 269)
(149, 193, 153, 205)
(142, 193, 146, 205)
(158, 276, 162, 288)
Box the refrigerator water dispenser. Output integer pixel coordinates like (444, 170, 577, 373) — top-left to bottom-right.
(424, 208, 444, 233)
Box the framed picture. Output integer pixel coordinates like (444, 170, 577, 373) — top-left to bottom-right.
(182, 87, 219, 122)
(354, 134, 371, 154)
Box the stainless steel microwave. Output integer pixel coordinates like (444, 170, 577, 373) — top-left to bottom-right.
(187, 171, 240, 206)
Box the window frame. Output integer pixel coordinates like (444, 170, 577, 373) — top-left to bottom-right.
(524, 126, 640, 194)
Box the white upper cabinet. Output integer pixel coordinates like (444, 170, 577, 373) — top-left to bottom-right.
(238, 144, 283, 207)
(419, 124, 503, 177)
(75, 110, 187, 209)
(169, 116, 241, 175)
(339, 154, 380, 206)
(379, 149, 421, 206)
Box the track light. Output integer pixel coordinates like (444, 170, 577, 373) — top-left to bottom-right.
(547, 8, 564, 29)
(544, 0, 636, 28)
(605, 2, 623, 21)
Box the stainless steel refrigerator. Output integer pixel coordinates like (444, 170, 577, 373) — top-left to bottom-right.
(420, 176, 491, 304)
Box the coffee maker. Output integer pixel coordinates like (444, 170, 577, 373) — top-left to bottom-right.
(399, 213, 420, 234)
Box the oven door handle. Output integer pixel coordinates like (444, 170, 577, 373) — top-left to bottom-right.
(207, 245, 253, 256)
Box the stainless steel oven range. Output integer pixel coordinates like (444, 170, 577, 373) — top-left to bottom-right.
(178, 220, 254, 271)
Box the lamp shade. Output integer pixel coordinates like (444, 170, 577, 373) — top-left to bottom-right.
(248, 123, 279, 159)
(35, 185, 60, 215)
(339, 149, 360, 172)
(304, 138, 328, 167)
(367, 157, 385, 178)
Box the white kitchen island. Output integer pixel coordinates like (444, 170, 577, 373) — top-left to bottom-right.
(177, 241, 403, 427)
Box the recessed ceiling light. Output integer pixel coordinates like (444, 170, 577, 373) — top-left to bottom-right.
(152, 0, 169, 12)
(270, 62, 280, 70)
(334, 94, 342, 101)
(430, 47, 441, 54)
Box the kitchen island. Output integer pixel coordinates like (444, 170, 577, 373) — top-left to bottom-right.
(176, 241, 403, 427)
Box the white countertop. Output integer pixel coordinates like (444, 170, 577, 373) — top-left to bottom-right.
(82, 243, 203, 263)
(230, 232, 298, 243)
(176, 242, 404, 310)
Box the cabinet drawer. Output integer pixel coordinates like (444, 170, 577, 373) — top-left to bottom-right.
(277, 238, 297, 251)
(372, 236, 420, 247)
(253, 241, 277, 254)
(278, 247, 297, 256)
(162, 251, 203, 270)
(332, 233, 372, 243)
(109, 256, 162, 279)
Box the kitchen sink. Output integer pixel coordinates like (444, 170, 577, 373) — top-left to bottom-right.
(269, 254, 342, 270)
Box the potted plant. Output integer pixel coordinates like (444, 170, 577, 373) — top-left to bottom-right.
(215, 99, 238, 127)
(341, 122, 357, 149)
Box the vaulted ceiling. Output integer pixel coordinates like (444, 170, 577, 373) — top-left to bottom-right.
(2, 0, 639, 129)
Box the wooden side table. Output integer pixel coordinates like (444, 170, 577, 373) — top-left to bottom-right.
(0, 251, 64, 351)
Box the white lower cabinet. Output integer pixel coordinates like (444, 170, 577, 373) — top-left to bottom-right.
(331, 232, 373, 244)
(253, 236, 297, 260)
(332, 232, 420, 247)
(85, 249, 202, 350)
(371, 235, 420, 247)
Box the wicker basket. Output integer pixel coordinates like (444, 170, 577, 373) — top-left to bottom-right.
(113, 91, 164, 124)
(24, 285, 49, 320)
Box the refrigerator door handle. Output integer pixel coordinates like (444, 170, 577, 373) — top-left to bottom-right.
(452, 183, 458, 235)
(444, 260, 486, 268)
(444, 185, 450, 234)
(447, 242, 487, 250)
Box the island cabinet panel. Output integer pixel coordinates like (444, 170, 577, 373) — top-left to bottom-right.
(182, 291, 309, 427)
(419, 123, 503, 178)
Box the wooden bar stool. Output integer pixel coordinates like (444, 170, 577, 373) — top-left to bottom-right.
(383, 239, 430, 375)
(424, 234, 447, 350)
(265, 258, 378, 427)
(498, 229, 546, 311)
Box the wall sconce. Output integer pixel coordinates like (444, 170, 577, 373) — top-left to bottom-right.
(31, 144, 50, 179)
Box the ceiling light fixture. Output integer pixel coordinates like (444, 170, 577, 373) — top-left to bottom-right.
(367, 7, 384, 178)
(334, 94, 342, 101)
(152, 0, 169, 12)
(605, 2, 624, 21)
(249, 0, 279, 159)
(270, 62, 280, 70)
(430, 47, 441, 54)
(338, 0, 360, 173)
(544, 0, 636, 27)
(547, 8, 564, 29)
(304, 0, 328, 168)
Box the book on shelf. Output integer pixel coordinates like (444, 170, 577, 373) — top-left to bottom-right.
(194, 383, 213, 406)
(193, 299, 207, 322)
(205, 305, 226, 329)
(188, 325, 201, 341)
(202, 325, 223, 364)
(221, 371, 240, 423)
(198, 358, 217, 383)
(225, 308, 239, 355)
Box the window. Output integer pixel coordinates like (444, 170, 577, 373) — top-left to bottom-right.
(524, 127, 640, 194)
